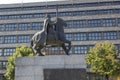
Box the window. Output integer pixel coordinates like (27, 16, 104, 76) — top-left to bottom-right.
(74, 46, 88, 54)
(5, 36, 16, 43)
(65, 21, 72, 28)
(34, 13, 45, 18)
(88, 19, 101, 27)
(103, 32, 117, 40)
(0, 25, 4, 31)
(18, 35, 30, 43)
(0, 36, 3, 44)
(58, 4, 72, 8)
(0, 15, 8, 19)
(73, 21, 80, 28)
(5, 24, 17, 31)
(88, 32, 102, 40)
(0, 61, 7, 69)
(117, 19, 120, 26)
(21, 14, 33, 18)
(72, 11, 85, 16)
(47, 5, 56, 9)
(18, 23, 31, 30)
(73, 20, 86, 28)
(114, 9, 120, 13)
(46, 47, 64, 55)
(73, 33, 87, 41)
(65, 33, 72, 41)
(2, 61, 8, 69)
(50, 12, 56, 17)
(3, 48, 15, 56)
(60, 12, 72, 16)
(88, 45, 94, 51)
(86, 10, 99, 15)
(32, 22, 43, 30)
(103, 19, 116, 27)
(8, 15, 20, 19)
(115, 45, 119, 53)
(99, 9, 113, 14)
(0, 49, 2, 56)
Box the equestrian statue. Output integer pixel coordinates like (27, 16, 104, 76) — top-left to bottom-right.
(31, 14, 71, 56)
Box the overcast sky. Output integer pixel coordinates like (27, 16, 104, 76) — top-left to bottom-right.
(0, 0, 60, 4)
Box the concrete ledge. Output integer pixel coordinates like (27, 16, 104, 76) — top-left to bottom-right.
(15, 55, 87, 80)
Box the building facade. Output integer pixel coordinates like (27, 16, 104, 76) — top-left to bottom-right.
(0, 0, 120, 79)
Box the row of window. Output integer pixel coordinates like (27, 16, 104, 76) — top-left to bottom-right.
(0, 35, 31, 44)
(0, 31, 119, 44)
(0, 44, 120, 57)
(0, 22, 43, 31)
(66, 18, 120, 28)
(0, 1, 120, 12)
(0, 48, 15, 56)
(0, 9, 120, 20)
(0, 18, 120, 31)
(59, 9, 120, 17)
(66, 31, 120, 41)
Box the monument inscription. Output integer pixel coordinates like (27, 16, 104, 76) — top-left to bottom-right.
(44, 69, 87, 80)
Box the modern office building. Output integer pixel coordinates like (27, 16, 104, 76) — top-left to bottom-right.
(0, 0, 120, 79)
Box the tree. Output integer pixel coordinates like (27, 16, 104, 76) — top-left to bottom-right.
(86, 42, 120, 80)
(4, 46, 36, 80)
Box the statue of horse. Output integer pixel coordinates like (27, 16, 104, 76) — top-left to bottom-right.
(31, 15, 71, 56)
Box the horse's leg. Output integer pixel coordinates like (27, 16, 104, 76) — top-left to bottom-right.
(32, 44, 39, 55)
(67, 40, 71, 52)
(36, 46, 45, 56)
(31, 43, 41, 56)
(62, 44, 69, 55)
(62, 40, 71, 55)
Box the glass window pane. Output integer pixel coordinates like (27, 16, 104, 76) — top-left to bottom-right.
(103, 32, 117, 40)
(5, 36, 16, 43)
(103, 19, 116, 27)
(5, 24, 17, 31)
(32, 22, 43, 30)
(88, 32, 102, 40)
(73, 33, 87, 41)
(74, 45, 88, 54)
(18, 23, 31, 30)
(18, 35, 30, 43)
(88, 19, 101, 27)
(3, 48, 15, 56)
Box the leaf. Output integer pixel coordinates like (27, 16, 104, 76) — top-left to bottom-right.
(86, 41, 120, 76)
(4, 46, 36, 80)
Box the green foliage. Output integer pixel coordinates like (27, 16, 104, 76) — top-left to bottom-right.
(86, 41, 120, 76)
(4, 46, 36, 80)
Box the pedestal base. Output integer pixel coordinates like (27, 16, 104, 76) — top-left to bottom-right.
(15, 55, 87, 80)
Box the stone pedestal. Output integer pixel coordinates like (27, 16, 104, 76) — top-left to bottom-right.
(15, 55, 87, 80)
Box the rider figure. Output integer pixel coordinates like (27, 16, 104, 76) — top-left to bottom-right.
(44, 14, 58, 42)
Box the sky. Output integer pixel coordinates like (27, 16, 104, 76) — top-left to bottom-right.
(0, 0, 60, 4)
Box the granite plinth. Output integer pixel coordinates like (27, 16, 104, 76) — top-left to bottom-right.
(15, 55, 87, 80)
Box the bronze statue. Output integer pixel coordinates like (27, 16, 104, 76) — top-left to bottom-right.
(31, 14, 71, 56)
